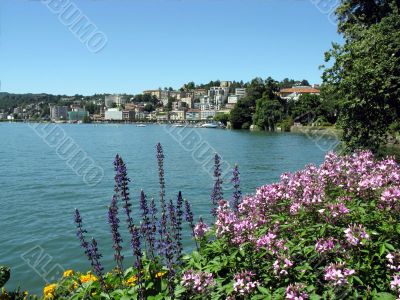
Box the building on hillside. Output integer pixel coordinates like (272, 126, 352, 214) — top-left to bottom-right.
(228, 95, 240, 105)
(143, 90, 162, 99)
(105, 108, 123, 121)
(235, 88, 247, 98)
(193, 89, 208, 99)
(209, 86, 229, 109)
(200, 110, 216, 121)
(279, 86, 320, 101)
(220, 81, 232, 88)
(156, 112, 169, 122)
(68, 108, 89, 122)
(200, 95, 213, 111)
(50, 105, 68, 122)
(180, 97, 194, 108)
(122, 110, 135, 122)
(186, 109, 201, 121)
(170, 110, 186, 121)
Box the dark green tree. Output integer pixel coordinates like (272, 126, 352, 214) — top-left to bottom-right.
(323, 4, 400, 152)
(253, 97, 284, 131)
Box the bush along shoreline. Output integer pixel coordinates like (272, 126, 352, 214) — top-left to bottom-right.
(2, 146, 400, 299)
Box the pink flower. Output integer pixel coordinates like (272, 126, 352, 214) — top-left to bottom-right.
(285, 284, 309, 300)
(232, 271, 259, 296)
(181, 270, 215, 293)
(324, 263, 355, 286)
(315, 238, 336, 253)
(344, 224, 369, 246)
(193, 218, 209, 239)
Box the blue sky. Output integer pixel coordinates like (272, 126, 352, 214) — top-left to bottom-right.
(0, 0, 342, 95)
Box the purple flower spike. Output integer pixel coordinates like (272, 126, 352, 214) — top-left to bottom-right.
(231, 164, 242, 213)
(108, 195, 124, 272)
(184, 199, 199, 251)
(140, 190, 155, 258)
(89, 238, 107, 291)
(211, 153, 223, 217)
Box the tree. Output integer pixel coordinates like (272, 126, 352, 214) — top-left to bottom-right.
(214, 113, 230, 125)
(336, 0, 399, 34)
(144, 103, 154, 112)
(253, 97, 284, 131)
(230, 98, 254, 129)
(323, 7, 400, 152)
(292, 94, 323, 124)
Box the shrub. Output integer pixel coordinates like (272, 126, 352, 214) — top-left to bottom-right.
(182, 151, 400, 299)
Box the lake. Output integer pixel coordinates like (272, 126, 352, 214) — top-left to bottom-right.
(0, 123, 338, 294)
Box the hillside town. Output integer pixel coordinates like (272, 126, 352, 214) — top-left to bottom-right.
(0, 81, 320, 124)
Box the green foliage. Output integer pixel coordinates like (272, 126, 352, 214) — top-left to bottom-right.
(253, 97, 284, 131)
(277, 117, 294, 132)
(323, 5, 400, 153)
(214, 113, 230, 125)
(0, 267, 10, 288)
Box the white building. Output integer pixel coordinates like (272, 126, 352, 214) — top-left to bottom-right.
(228, 95, 240, 104)
(208, 87, 229, 109)
(235, 88, 247, 98)
(200, 110, 216, 120)
(50, 105, 68, 121)
(105, 108, 123, 120)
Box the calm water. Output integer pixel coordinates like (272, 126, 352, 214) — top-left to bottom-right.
(0, 123, 338, 294)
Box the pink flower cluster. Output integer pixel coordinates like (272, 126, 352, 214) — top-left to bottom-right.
(215, 200, 257, 245)
(315, 238, 336, 254)
(285, 284, 309, 300)
(181, 269, 215, 293)
(194, 219, 209, 239)
(387, 252, 400, 299)
(380, 187, 400, 210)
(344, 224, 370, 246)
(324, 263, 355, 286)
(273, 257, 294, 277)
(232, 270, 260, 296)
(387, 252, 400, 272)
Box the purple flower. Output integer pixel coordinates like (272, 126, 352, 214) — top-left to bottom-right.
(231, 164, 242, 213)
(344, 224, 370, 246)
(89, 238, 107, 291)
(211, 153, 223, 217)
(232, 271, 259, 297)
(156, 143, 167, 215)
(315, 238, 335, 254)
(139, 190, 155, 258)
(74, 209, 90, 257)
(194, 217, 209, 239)
(324, 263, 355, 286)
(181, 270, 215, 294)
(285, 284, 309, 300)
(108, 195, 124, 272)
(184, 199, 199, 250)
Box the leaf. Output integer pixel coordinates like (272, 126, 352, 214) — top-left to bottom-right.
(372, 292, 397, 300)
(257, 286, 271, 295)
(380, 244, 386, 257)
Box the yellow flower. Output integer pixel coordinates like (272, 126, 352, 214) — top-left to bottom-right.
(155, 271, 166, 278)
(125, 275, 137, 286)
(79, 273, 97, 284)
(43, 284, 57, 299)
(63, 269, 74, 277)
